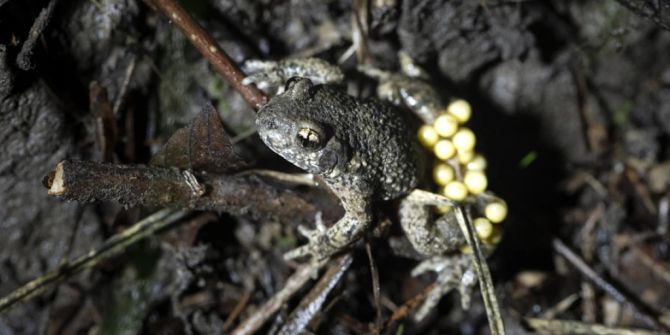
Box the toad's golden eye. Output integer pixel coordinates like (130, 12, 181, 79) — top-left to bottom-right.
(297, 127, 323, 150)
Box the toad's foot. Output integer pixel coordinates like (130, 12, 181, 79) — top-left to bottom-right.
(242, 58, 344, 92)
(284, 212, 337, 261)
(284, 200, 371, 262)
(241, 60, 283, 90)
(412, 254, 476, 321)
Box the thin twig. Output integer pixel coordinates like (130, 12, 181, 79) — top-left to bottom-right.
(571, 66, 608, 152)
(377, 283, 436, 331)
(625, 165, 657, 215)
(525, 317, 666, 335)
(236, 169, 318, 187)
(0, 209, 187, 314)
(277, 254, 353, 335)
(552, 238, 670, 331)
(222, 290, 252, 331)
(366, 242, 382, 334)
(539, 293, 579, 320)
(42, 207, 86, 334)
(112, 55, 136, 116)
(89, 82, 118, 162)
(231, 259, 329, 335)
(339, 314, 372, 334)
(16, 0, 58, 70)
(352, 0, 370, 64)
(143, 0, 267, 110)
(454, 206, 506, 335)
(579, 204, 603, 323)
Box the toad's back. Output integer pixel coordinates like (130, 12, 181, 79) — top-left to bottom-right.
(305, 85, 421, 200)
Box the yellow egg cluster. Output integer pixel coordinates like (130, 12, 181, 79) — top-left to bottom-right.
(417, 99, 507, 246)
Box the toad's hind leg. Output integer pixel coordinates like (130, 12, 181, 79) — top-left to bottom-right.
(398, 190, 474, 321)
(398, 192, 464, 256)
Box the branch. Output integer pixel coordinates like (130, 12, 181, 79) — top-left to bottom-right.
(45, 160, 319, 224)
(144, 0, 267, 110)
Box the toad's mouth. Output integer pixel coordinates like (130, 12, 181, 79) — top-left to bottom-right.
(259, 130, 288, 150)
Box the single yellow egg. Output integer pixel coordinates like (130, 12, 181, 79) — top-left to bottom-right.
(433, 163, 455, 186)
(457, 150, 475, 164)
(453, 128, 476, 152)
(434, 139, 456, 160)
(460, 244, 473, 254)
(485, 226, 503, 245)
(433, 114, 459, 137)
(464, 170, 488, 194)
(447, 99, 472, 123)
(485, 201, 508, 223)
(443, 181, 468, 201)
(417, 125, 439, 147)
(467, 154, 487, 171)
(436, 204, 452, 214)
(474, 217, 493, 240)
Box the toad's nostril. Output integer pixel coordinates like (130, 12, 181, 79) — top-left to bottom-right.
(257, 112, 277, 130)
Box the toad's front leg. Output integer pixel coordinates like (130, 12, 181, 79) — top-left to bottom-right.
(284, 196, 372, 261)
